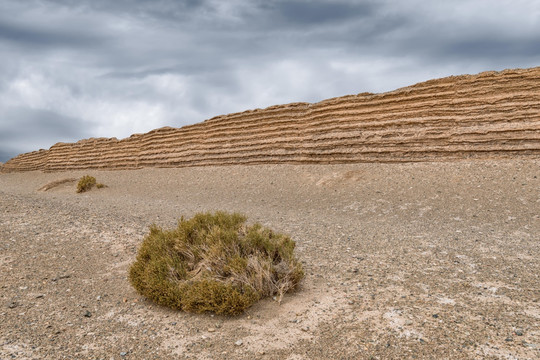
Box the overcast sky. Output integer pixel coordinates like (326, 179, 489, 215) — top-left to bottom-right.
(1, 0, 539, 162)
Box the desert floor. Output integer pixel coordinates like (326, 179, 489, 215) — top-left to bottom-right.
(1, 160, 539, 359)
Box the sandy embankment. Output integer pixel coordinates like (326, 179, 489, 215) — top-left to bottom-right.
(1, 160, 539, 359)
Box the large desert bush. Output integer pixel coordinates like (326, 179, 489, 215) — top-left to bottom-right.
(129, 211, 304, 315)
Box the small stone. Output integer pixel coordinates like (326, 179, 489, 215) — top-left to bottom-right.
(8, 302, 17, 309)
(432, 314, 439, 318)
(208, 328, 216, 332)
(35, 294, 44, 299)
(515, 329, 524, 336)
(120, 351, 127, 356)
(235, 340, 243, 346)
(505, 337, 513, 342)
(83, 310, 92, 318)
(96, 296, 101, 301)
(301, 326, 309, 332)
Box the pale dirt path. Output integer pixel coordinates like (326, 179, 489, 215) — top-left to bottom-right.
(1, 160, 539, 359)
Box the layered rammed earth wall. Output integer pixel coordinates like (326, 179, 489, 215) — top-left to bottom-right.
(2, 67, 540, 172)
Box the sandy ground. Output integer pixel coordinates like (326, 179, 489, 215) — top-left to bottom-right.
(1, 160, 539, 359)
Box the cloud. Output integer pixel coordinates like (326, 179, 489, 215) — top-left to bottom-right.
(0, 107, 88, 142)
(0, 19, 104, 49)
(264, 1, 377, 26)
(0, 107, 92, 162)
(0, 0, 539, 162)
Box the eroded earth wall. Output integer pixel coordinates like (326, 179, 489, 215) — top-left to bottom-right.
(3, 67, 540, 172)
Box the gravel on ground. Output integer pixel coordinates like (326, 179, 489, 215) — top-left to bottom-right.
(1, 160, 539, 359)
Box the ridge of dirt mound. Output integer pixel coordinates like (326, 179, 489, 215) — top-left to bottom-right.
(37, 178, 77, 191)
(2, 67, 540, 172)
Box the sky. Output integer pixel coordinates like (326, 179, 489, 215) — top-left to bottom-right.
(0, 0, 539, 162)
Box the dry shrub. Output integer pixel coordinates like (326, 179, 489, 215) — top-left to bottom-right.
(76, 175, 97, 193)
(129, 211, 304, 315)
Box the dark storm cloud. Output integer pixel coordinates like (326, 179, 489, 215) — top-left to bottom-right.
(0, 20, 104, 49)
(48, 0, 206, 19)
(0, 108, 87, 140)
(0, 0, 539, 162)
(0, 107, 92, 161)
(443, 37, 540, 59)
(0, 149, 15, 163)
(267, 0, 376, 25)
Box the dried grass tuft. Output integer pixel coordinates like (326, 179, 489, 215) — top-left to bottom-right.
(38, 178, 77, 191)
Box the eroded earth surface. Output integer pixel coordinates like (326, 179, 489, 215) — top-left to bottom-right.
(1, 160, 539, 359)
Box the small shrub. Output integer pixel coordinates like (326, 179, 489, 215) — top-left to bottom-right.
(96, 183, 106, 189)
(76, 175, 96, 193)
(129, 211, 304, 315)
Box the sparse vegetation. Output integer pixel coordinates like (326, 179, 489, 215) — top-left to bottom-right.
(96, 183, 106, 189)
(38, 178, 77, 191)
(76, 175, 97, 193)
(129, 211, 304, 315)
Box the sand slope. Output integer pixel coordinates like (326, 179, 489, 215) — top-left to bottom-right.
(2, 67, 540, 172)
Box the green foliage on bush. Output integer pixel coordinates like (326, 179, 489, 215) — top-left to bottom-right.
(76, 175, 106, 193)
(76, 175, 96, 193)
(129, 211, 304, 315)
